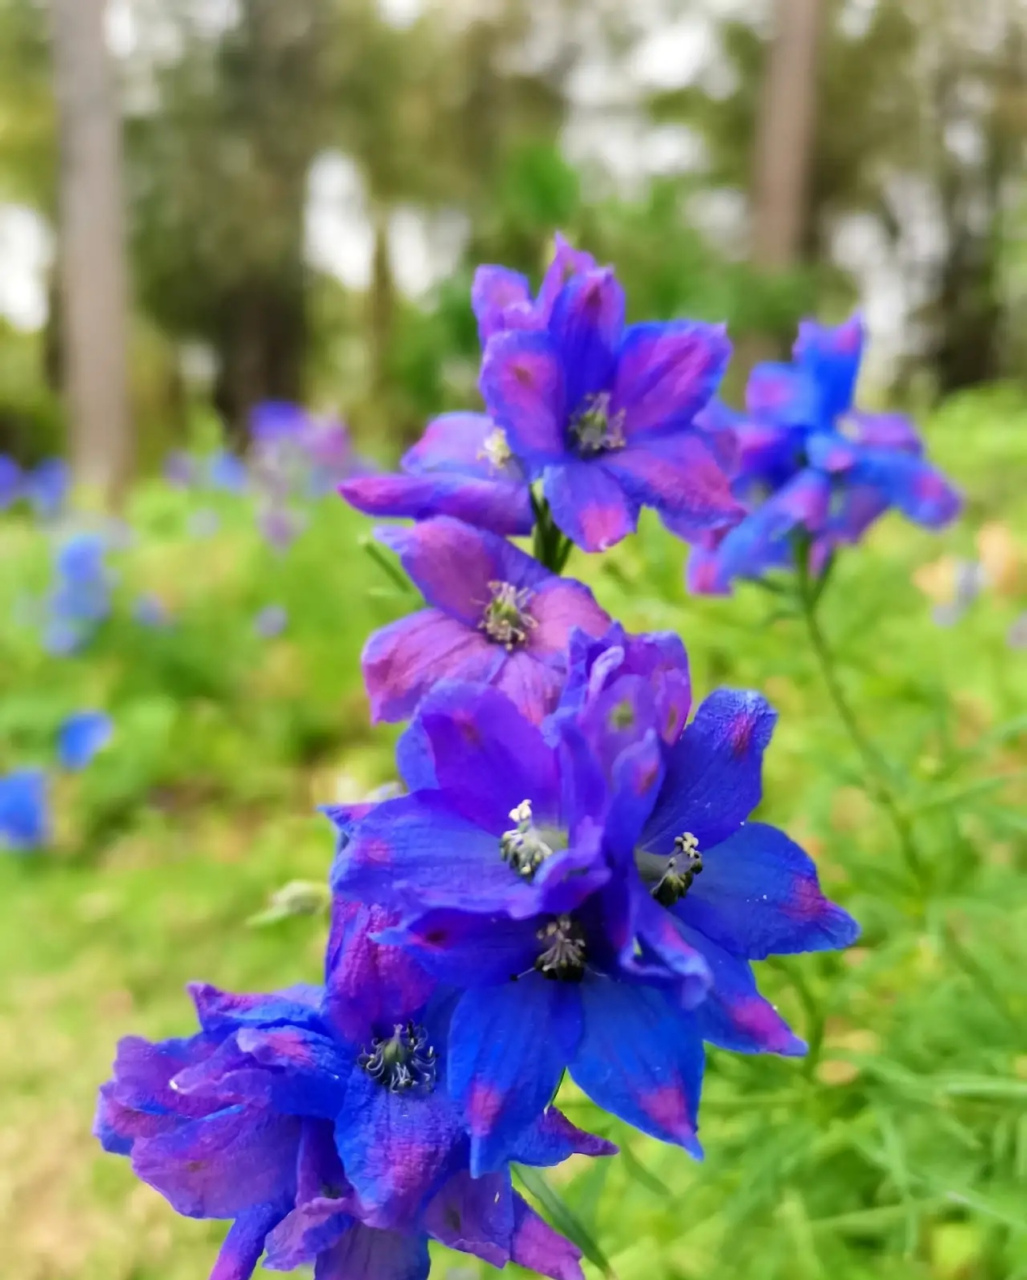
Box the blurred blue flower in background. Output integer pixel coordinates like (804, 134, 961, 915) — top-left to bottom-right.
(254, 604, 288, 638)
(0, 455, 21, 509)
(58, 711, 113, 771)
(24, 458, 71, 522)
(132, 594, 174, 628)
(43, 532, 113, 655)
(0, 769, 49, 853)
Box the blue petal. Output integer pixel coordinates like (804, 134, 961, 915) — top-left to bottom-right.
(317, 1222, 431, 1280)
(58, 710, 112, 770)
(448, 978, 581, 1176)
(550, 268, 624, 413)
(793, 314, 864, 421)
(678, 821, 860, 959)
(570, 979, 704, 1156)
(641, 689, 776, 854)
(0, 768, 49, 852)
(377, 908, 539, 987)
(210, 1204, 287, 1280)
(510, 1107, 618, 1164)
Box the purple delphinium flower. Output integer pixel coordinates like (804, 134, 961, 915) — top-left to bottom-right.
(0, 769, 49, 852)
(332, 659, 857, 1173)
(688, 315, 961, 594)
(479, 259, 741, 552)
(24, 458, 70, 521)
(0, 454, 21, 509)
(341, 413, 533, 537)
(95, 902, 606, 1280)
(255, 604, 288, 639)
(362, 517, 611, 724)
(471, 233, 597, 348)
(58, 711, 113, 770)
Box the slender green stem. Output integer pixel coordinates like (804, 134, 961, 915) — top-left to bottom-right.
(795, 548, 928, 895)
(531, 489, 573, 574)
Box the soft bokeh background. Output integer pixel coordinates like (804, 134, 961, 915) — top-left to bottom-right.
(0, 1, 1026, 1278)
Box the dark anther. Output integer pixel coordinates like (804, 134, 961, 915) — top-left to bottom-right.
(534, 915, 587, 982)
(359, 1022, 437, 1094)
(653, 832, 703, 907)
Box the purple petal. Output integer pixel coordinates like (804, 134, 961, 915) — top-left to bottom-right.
(334, 1070, 461, 1227)
(317, 1222, 430, 1280)
(846, 410, 921, 453)
(491, 650, 565, 724)
(361, 610, 503, 725)
(550, 268, 624, 413)
(536, 233, 598, 322)
(794, 314, 864, 420)
(382, 908, 539, 987)
(611, 320, 731, 438)
(401, 412, 516, 478)
(746, 362, 821, 427)
(543, 459, 640, 551)
(679, 821, 860, 959)
(412, 681, 560, 829)
(263, 1197, 351, 1269)
(422, 1170, 513, 1267)
(187, 983, 322, 1037)
(674, 921, 806, 1056)
(211, 1205, 287, 1280)
(510, 1106, 618, 1164)
(324, 900, 436, 1043)
(473, 265, 533, 344)
(511, 1194, 586, 1280)
(481, 329, 566, 468)
(528, 577, 612, 657)
(853, 452, 961, 529)
(604, 433, 743, 537)
(341, 473, 532, 536)
(449, 978, 581, 1176)
(570, 980, 704, 1156)
(642, 689, 776, 853)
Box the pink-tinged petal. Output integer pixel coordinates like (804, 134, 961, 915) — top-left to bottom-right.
(491, 650, 564, 725)
(401, 412, 507, 476)
(642, 688, 777, 853)
(317, 1222, 430, 1280)
(480, 329, 566, 467)
(131, 1110, 302, 1219)
(511, 1194, 586, 1280)
(604, 433, 743, 536)
(473, 265, 533, 344)
(611, 320, 731, 438)
(413, 681, 561, 827)
(335, 1073, 462, 1228)
(211, 1205, 286, 1280)
(422, 1170, 514, 1267)
(550, 268, 624, 411)
(570, 981, 704, 1157)
(746, 362, 821, 427)
(510, 1106, 618, 1165)
(845, 409, 921, 454)
(804, 431, 859, 473)
(449, 979, 581, 1176)
(528, 577, 611, 656)
(794, 313, 864, 420)
(324, 901, 436, 1042)
(374, 519, 509, 624)
(536, 233, 598, 321)
(543, 459, 640, 551)
(674, 921, 806, 1056)
(686, 539, 733, 597)
(679, 821, 860, 959)
(361, 610, 503, 725)
(329, 791, 518, 913)
(340, 473, 532, 536)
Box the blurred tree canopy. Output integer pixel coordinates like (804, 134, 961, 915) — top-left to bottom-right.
(1, 0, 1027, 464)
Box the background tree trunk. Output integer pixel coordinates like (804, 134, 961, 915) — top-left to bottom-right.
(51, 0, 132, 502)
(751, 0, 823, 272)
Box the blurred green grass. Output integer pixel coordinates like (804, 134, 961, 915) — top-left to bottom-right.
(1, 388, 1025, 1280)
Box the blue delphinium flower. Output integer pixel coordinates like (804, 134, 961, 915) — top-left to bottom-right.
(24, 458, 70, 521)
(688, 315, 961, 594)
(96, 902, 607, 1280)
(43, 532, 113, 655)
(341, 412, 533, 537)
(0, 769, 49, 852)
(331, 653, 857, 1173)
(207, 449, 249, 493)
(361, 517, 611, 724)
(58, 711, 113, 770)
(0, 454, 21, 509)
(478, 255, 741, 552)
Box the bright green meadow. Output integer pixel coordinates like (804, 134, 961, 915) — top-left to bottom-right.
(1, 389, 1025, 1280)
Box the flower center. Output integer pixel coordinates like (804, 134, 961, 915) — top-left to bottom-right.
(570, 392, 626, 457)
(480, 581, 536, 650)
(499, 800, 565, 878)
(477, 427, 514, 473)
(652, 832, 704, 907)
(359, 1022, 437, 1094)
(535, 915, 587, 982)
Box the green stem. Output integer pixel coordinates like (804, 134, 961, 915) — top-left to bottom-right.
(795, 548, 928, 895)
(531, 489, 573, 574)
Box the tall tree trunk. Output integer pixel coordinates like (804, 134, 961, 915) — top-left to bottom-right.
(51, 0, 132, 503)
(751, 0, 823, 272)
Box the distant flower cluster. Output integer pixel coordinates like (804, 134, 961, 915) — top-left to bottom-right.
(96, 237, 930, 1280)
(0, 455, 71, 522)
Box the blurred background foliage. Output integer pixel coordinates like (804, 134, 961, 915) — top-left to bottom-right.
(1, 1, 1026, 1279)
